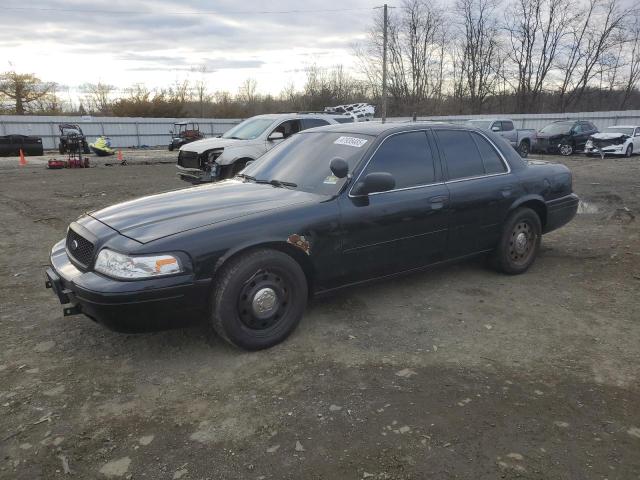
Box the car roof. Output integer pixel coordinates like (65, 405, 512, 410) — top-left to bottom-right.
(302, 120, 460, 136)
(606, 125, 638, 128)
(250, 113, 344, 121)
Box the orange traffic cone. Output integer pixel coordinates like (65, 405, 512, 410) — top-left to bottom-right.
(19, 149, 27, 166)
(117, 149, 123, 162)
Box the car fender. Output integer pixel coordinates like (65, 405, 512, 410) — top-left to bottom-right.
(212, 237, 315, 287)
(507, 194, 548, 226)
(217, 144, 264, 166)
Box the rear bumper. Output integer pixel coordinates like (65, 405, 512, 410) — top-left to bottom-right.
(544, 193, 579, 233)
(45, 240, 211, 332)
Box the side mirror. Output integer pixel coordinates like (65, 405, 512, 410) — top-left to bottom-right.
(353, 172, 395, 196)
(329, 158, 349, 178)
(245, 160, 255, 167)
(491, 125, 500, 132)
(268, 131, 284, 141)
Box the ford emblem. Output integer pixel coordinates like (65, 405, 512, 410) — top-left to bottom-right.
(70, 240, 79, 250)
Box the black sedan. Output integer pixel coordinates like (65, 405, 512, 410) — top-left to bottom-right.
(46, 122, 579, 350)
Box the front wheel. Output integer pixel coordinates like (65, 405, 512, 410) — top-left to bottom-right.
(559, 143, 574, 156)
(211, 249, 308, 350)
(490, 207, 542, 275)
(625, 145, 633, 157)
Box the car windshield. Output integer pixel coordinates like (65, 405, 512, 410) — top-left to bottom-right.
(605, 127, 634, 136)
(539, 122, 573, 135)
(466, 120, 493, 129)
(240, 131, 373, 195)
(222, 118, 274, 140)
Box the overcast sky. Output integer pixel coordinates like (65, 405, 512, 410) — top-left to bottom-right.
(0, 0, 380, 97)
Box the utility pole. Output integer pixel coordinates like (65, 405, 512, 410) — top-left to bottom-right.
(381, 3, 388, 124)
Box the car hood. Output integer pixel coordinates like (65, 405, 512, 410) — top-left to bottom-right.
(179, 137, 251, 154)
(590, 132, 629, 140)
(89, 180, 319, 244)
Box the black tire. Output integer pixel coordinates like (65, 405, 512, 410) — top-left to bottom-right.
(58, 143, 65, 155)
(83, 143, 91, 154)
(625, 145, 633, 157)
(517, 141, 529, 158)
(168, 143, 174, 151)
(490, 207, 542, 275)
(559, 143, 574, 156)
(211, 249, 308, 350)
(229, 159, 248, 178)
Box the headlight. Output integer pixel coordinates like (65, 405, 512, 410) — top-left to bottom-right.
(94, 249, 183, 280)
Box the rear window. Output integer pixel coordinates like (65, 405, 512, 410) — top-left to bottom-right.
(471, 133, 507, 174)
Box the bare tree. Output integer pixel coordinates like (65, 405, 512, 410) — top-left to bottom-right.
(191, 66, 212, 118)
(80, 82, 116, 114)
(238, 78, 259, 105)
(556, 0, 628, 111)
(456, 0, 501, 113)
(504, 0, 572, 112)
(0, 71, 55, 114)
(619, 13, 640, 108)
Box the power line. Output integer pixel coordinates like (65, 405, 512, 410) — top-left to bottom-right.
(0, 5, 378, 16)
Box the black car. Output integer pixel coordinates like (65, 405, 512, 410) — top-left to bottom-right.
(0, 134, 44, 156)
(533, 120, 598, 156)
(45, 122, 579, 350)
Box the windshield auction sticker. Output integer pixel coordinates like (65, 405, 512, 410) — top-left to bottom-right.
(334, 136, 368, 148)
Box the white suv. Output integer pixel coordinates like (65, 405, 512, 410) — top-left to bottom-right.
(176, 113, 348, 183)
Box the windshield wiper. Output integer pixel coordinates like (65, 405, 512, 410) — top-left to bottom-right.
(268, 179, 297, 189)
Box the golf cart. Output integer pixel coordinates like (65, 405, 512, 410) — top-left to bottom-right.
(168, 122, 204, 151)
(58, 123, 91, 154)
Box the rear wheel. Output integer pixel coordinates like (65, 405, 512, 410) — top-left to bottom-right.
(58, 143, 66, 155)
(517, 141, 529, 158)
(625, 144, 633, 157)
(211, 249, 308, 350)
(490, 207, 542, 275)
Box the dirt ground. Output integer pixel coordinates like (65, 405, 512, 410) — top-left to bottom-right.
(0, 149, 639, 479)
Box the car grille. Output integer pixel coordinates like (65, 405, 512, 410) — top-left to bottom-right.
(66, 228, 94, 267)
(178, 150, 200, 169)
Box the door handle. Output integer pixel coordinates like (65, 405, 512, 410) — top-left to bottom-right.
(429, 195, 447, 210)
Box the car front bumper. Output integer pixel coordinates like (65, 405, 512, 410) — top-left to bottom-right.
(544, 193, 579, 234)
(176, 164, 220, 183)
(584, 145, 625, 155)
(45, 240, 211, 332)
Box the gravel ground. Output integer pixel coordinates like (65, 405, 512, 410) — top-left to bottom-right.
(0, 150, 639, 479)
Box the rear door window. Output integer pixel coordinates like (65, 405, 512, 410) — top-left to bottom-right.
(435, 130, 485, 180)
(471, 133, 507, 174)
(362, 131, 436, 189)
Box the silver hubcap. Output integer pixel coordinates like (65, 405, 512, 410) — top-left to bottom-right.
(514, 232, 528, 254)
(252, 287, 278, 318)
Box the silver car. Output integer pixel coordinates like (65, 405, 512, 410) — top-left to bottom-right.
(176, 113, 347, 183)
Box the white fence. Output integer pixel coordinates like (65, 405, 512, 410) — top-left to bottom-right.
(394, 110, 640, 130)
(2, 110, 640, 150)
(0, 115, 242, 150)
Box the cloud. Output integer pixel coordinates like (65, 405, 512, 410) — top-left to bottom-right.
(0, 0, 376, 92)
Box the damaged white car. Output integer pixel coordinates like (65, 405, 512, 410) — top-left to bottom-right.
(584, 126, 640, 158)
